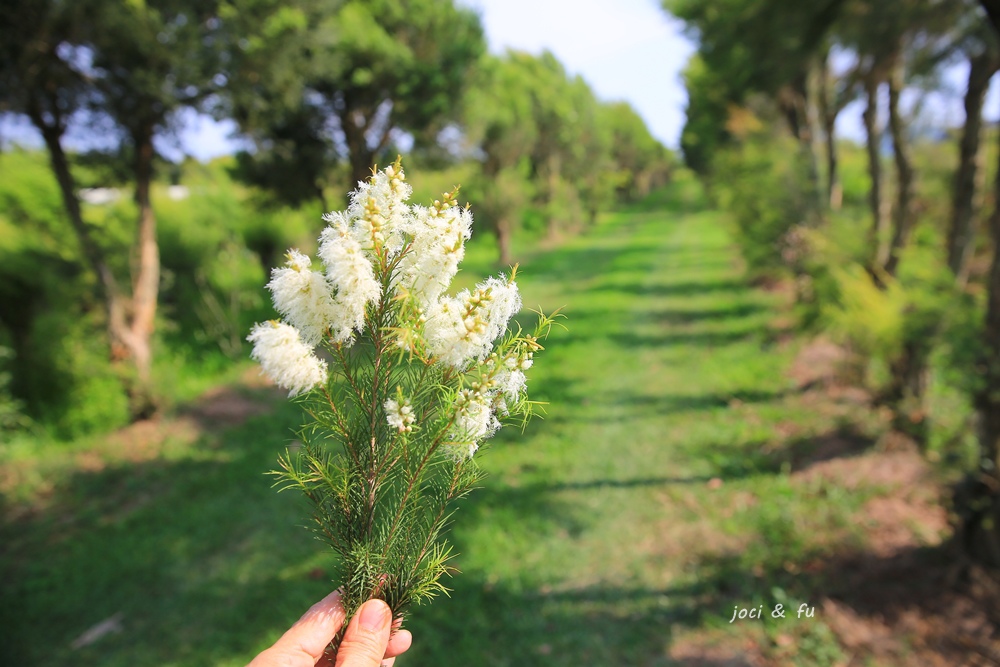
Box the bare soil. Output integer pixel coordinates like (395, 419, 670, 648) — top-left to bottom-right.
(669, 338, 1000, 667)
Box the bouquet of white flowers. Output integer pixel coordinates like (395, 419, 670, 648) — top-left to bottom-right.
(247, 159, 557, 654)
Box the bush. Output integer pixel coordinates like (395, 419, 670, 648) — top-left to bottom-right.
(710, 135, 812, 278)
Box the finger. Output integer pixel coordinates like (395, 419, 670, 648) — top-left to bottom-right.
(249, 590, 346, 667)
(335, 599, 392, 667)
(384, 629, 412, 659)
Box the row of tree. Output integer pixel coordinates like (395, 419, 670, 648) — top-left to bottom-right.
(0, 0, 669, 430)
(666, 0, 1000, 566)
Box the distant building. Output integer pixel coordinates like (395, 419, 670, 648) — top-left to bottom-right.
(78, 188, 121, 205)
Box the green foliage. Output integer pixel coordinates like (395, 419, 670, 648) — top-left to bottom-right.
(221, 0, 486, 195)
(461, 50, 670, 257)
(711, 133, 812, 277)
(0, 347, 31, 436)
(0, 150, 130, 438)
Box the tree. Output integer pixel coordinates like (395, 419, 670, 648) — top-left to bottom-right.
(223, 0, 485, 203)
(0, 0, 226, 410)
(83, 0, 224, 404)
(462, 53, 539, 265)
(948, 18, 999, 286)
(963, 0, 1000, 567)
(600, 101, 671, 201)
(667, 0, 849, 223)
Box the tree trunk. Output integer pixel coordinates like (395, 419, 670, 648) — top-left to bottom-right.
(349, 145, 375, 189)
(33, 112, 131, 361)
(781, 75, 824, 224)
(343, 108, 375, 187)
(818, 57, 842, 211)
(948, 50, 996, 286)
(546, 152, 562, 237)
(495, 216, 512, 267)
(863, 70, 890, 273)
(882, 55, 916, 279)
(124, 126, 160, 402)
(964, 122, 1000, 568)
(884, 337, 931, 444)
(804, 61, 826, 220)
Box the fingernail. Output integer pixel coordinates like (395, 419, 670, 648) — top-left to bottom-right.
(358, 600, 390, 631)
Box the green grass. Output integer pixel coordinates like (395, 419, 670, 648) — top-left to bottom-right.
(2, 178, 892, 666)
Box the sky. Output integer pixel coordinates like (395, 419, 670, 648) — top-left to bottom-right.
(3, 1, 997, 162)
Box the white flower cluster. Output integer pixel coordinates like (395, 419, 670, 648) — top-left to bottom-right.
(385, 397, 416, 433)
(249, 162, 532, 456)
(449, 389, 501, 458)
(247, 321, 328, 397)
(424, 277, 521, 368)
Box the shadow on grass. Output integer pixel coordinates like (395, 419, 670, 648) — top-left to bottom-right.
(689, 540, 1000, 666)
(649, 303, 769, 325)
(403, 574, 711, 666)
(587, 278, 748, 299)
(0, 399, 328, 667)
(694, 425, 877, 480)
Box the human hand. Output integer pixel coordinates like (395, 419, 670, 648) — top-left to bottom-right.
(248, 590, 412, 667)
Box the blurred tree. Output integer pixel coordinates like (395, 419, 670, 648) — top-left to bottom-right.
(964, 0, 1000, 567)
(667, 0, 849, 223)
(947, 12, 999, 286)
(221, 0, 485, 205)
(79, 0, 225, 409)
(599, 101, 672, 201)
(0, 0, 224, 410)
(676, 55, 731, 176)
(508, 51, 583, 236)
(462, 53, 538, 265)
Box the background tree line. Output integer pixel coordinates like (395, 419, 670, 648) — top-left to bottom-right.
(665, 0, 1000, 566)
(0, 0, 670, 438)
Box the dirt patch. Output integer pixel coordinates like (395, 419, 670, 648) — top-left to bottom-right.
(1, 374, 279, 513)
(792, 446, 929, 491)
(819, 550, 1000, 666)
(180, 384, 276, 429)
(670, 637, 761, 666)
(787, 337, 848, 390)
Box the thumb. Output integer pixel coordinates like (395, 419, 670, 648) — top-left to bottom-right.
(335, 599, 393, 667)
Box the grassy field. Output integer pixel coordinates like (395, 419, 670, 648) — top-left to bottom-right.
(0, 177, 968, 666)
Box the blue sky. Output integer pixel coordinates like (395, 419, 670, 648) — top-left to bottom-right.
(3, 0, 997, 161)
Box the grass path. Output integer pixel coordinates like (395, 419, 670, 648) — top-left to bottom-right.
(407, 180, 874, 666)
(1, 179, 951, 666)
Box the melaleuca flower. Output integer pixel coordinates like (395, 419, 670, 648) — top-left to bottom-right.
(318, 222, 381, 342)
(424, 275, 521, 368)
(495, 367, 527, 401)
(393, 197, 472, 304)
(247, 321, 328, 396)
(385, 396, 416, 433)
(449, 389, 500, 457)
(266, 251, 339, 346)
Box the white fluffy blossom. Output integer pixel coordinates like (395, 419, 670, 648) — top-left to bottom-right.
(385, 397, 415, 433)
(495, 368, 527, 401)
(318, 222, 382, 342)
(393, 205, 472, 304)
(449, 389, 500, 458)
(339, 163, 413, 255)
(423, 276, 521, 368)
(266, 251, 339, 346)
(478, 276, 521, 343)
(247, 321, 328, 397)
